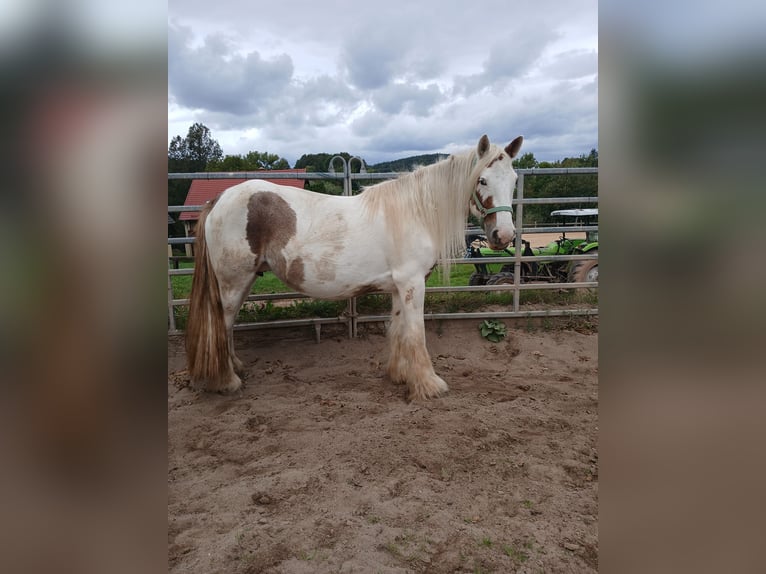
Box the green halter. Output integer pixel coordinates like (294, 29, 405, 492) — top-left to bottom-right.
(471, 188, 514, 218)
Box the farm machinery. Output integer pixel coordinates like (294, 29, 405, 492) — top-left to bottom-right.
(466, 208, 598, 286)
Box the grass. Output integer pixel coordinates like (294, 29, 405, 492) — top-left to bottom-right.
(381, 532, 432, 565)
(502, 545, 530, 562)
(383, 541, 401, 557)
(170, 260, 476, 299)
(455, 530, 536, 572)
(170, 261, 292, 299)
(297, 549, 317, 561)
(170, 259, 597, 328)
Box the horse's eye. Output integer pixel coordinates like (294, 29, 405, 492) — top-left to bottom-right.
(479, 178, 487, 186)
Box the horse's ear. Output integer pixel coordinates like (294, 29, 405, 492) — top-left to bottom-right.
(477, 134, 490, 158)
(505, 136, 523, 159)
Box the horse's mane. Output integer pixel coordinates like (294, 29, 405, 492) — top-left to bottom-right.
(360, 145, 500, 277)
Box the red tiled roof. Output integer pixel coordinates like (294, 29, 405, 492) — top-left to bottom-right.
(179, 170, 306, 221)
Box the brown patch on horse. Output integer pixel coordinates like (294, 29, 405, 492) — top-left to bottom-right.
(286, 257, 305, 288)
(486, 153, 505, 168)
(316, 261, 336, 282)
(474, 188, 498, 230)
(246, 191, 297, 254)
(474, 189, 496, 212)
(246, 191, 300, 285)
(350, 283, 382, 297)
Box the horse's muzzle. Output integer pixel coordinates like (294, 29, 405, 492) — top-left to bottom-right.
(488, 228, 514, 250)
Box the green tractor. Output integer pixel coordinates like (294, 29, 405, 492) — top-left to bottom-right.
(466, 208, 598, 286)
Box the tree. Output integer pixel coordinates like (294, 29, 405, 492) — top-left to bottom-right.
(513, 152, 538, 169)
(168, 135, 187, 165)
(168, 123, 224, 238)
(295, 152, 347, 172)
(518, 149, 599, 225)
(244, 151, 289, 170)
(208, 151, 290, 171)
(185, 123, 223, 171)
(168, 123, 223, 173)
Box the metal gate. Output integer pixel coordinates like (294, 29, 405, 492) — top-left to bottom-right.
(168, 166, 597, 337)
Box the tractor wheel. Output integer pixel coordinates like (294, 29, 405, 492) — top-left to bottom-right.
(468, 273, 489, 286)
(568, 250, 598, 287)
(486, 272, 516, 285)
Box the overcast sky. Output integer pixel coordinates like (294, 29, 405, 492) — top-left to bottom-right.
(168, 0, 597, 166)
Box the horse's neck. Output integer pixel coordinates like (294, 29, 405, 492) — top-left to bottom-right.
(361, 149, 476, 218)
(413, 151, 474, 200)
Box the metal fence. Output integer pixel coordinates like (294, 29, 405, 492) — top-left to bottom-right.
(168, 165, 598, 337)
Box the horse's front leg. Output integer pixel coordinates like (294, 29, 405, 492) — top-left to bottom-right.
(387, 280, 448, 400)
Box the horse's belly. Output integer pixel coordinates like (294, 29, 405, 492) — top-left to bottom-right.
(272, 220, 395, 297)
(294, 266, 394, 299)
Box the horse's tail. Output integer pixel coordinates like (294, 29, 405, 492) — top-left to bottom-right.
(185, 199, 232, 391)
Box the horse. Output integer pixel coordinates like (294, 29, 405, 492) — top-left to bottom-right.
(186, 134, 523, 400)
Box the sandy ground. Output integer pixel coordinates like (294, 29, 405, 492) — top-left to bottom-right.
(168, 319, 598, 573)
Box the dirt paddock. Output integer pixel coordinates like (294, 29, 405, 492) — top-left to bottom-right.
(168, 319, 598, 573)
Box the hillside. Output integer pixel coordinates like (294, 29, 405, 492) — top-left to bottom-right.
(367, 153, 449, 173)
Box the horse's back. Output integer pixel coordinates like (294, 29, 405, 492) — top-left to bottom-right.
(214, 179, 304, 209)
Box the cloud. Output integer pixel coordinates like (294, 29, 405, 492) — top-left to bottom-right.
(372, 82, 445, 116)
(168, 23, 294, 115)
(337, 15, 451, 91)
(485, 32, 557, 77)
(542, 49, 598, 79)
(168, 1, 598, 165)
(340, 25, 414, 90)
(455, 26, 561, 96)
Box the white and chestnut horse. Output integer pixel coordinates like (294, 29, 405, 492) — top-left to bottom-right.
(186, 134, 523, 400)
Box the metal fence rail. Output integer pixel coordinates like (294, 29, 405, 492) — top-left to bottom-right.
(168, 166, 597, 336)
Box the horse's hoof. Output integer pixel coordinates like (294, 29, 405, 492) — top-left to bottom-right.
(194, 374, 242, 394)
(232, 358, 247, 377)
(219, 376, 243, 394)
(408, 375, 449, 401)
(234, 365, 247, 378)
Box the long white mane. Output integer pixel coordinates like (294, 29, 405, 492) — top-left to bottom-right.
(360, 145, 502, 277)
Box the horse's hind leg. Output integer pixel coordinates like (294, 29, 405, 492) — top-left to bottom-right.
(219, 270, 258, 382)
(228, 334, 246, 377)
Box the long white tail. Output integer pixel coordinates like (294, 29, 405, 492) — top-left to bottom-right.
(185, 200, 232, 391)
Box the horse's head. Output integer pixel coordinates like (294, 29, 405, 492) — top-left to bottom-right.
(469, 134, 523, 250)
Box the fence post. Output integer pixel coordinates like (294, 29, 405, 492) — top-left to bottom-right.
(167, 271, 177, 333)
(329, 155, 350, 196)
(513, 172, 525, 313)
(329, 156, 356, 337)
(348, 157, 366, 338)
